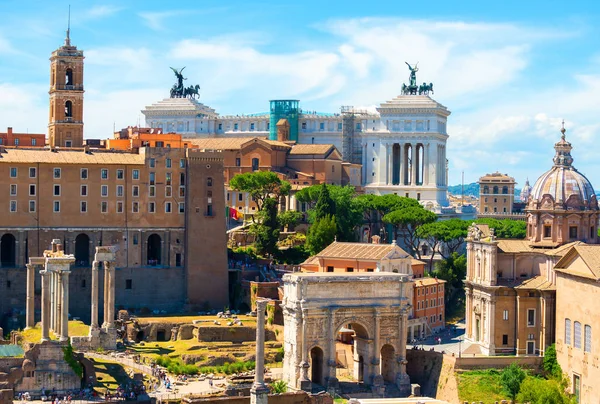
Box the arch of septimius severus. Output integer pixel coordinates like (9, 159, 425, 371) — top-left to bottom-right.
(281, 272, 412, 396)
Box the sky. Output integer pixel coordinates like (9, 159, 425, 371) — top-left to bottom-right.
(1, 0, 600, 187)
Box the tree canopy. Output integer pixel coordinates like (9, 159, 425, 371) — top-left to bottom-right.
(251, 197, 280, 256)
(383, 205, 437, 258)
(229, 171, 291, 213)
(500, 363, 527, 401)
(306, 215, 337, 255)
(474, 218, 527, 239)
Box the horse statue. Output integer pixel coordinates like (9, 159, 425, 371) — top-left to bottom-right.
(418, 82, 434, 95)
(184, 84, 201, 99)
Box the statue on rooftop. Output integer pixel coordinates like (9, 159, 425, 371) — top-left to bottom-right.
(169, 67, 201, 99)
(405, 62, 418, 87)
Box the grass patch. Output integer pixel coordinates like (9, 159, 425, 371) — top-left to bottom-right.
(135, 315, 257, 325)
(20, 321, 89, 344)
(457, 369, 508, 403)
(155, 356, 199, 375)
(92, 358, 130, 393)
(199, 360, 255, 375)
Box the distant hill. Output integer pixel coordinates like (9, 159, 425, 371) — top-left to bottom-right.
(448, 182, 521, 198)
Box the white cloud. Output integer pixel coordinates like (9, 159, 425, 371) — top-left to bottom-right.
(0, 83, 47, 133)
(86, 5, 122, 19)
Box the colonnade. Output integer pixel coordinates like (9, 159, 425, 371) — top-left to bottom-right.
(383, 142, 446, 187)
(92, 246, 117, 330)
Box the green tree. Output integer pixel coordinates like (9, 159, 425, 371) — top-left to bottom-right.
(314, 183, 336, 221)
(417, 219, 470, 270)
(431, 252, 467, 302)
(278, 210, 303, 231)
(230, 171, 291, 214)
(251, 197, 279, 256)
(500, 362, 527, 402)
(306, 215, 337, 255)
(475, 218, 527, 239)
(516, 377, 571, 404)
(383, 204, 437, 258)
(543, 344, 563, 380)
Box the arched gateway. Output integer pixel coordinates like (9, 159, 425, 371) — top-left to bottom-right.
(282, 272, 412, 396)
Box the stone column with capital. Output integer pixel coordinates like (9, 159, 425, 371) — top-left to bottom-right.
(55, 272, 63, 340)
(396, 307, 411, 395)
(60, 270, 70, 341)
(50, 272, 55, 333)
(25, 264, 35, 329)
(327, 308, 339, 394)
(91, 261, 99, 329)
(371, 311, 384, 396)
(105, 261, 115, 329)
(411, 144, 418, 186)
(250, 299, 270, 404)
(299, 308, 311, 391)
(103, 262, 109, 327)
(40, 269, 50, 342)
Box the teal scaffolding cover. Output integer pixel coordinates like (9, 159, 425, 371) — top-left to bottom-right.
(269, 100, 299, 141)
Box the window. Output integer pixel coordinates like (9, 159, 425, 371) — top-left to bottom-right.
(218, 123, 222, 130)
(569, 226, 578, 239)
(117, 169, 124, 180)
(9, 200, 16, 212)
(319, 122, 325, 130)
(302, 122, 307, 130)
(252, 158, 259, 171)
(101, 201, 108, 213)
(54, 168, 61, 179)
(166, 172, 172, 186)
(179, 186, 185, 197)
(238, 193, 243, 202)
(80, 201, 87, 213)
(149, 172, 155, 185)
(179, 159, 185, 169)
(574, 374, 580, 403)
(176, 253, 182, 267)
(156, 141, 164, 148)
(250, 122, 255, 130)
(31, 138, 36, 146)
(117, 185, 124, 197)
(148, 202, 155, 213)
(165, 186, 172, 197)
(149, 186, 155, 197)
(527, 309, 535, 327)
(10, 167, 17, 178)
(132, 169, 139, 180)
(53, 201, 60, 212)
(149, 158, 155, 168)
(584, 325, 591, 353)
(234, 123, 239, 130)
(565, 318, 572, 345)
(207, 177, 213, 186)
(338, 122, 342, 130)
(502, 186, 508, 194)
(503, 310, 509, 321)
(117, 201, 123, 213)
(501, 334, 508, 345)
(327, 266, 334, 272)
(132, 185, 139, 197)
(101, 169, 108, 179)
(544, 225, 552, 238)
(235, 157, 241, 167)
(29, 184, 35, 196)
(346, 267, 354, 272)
(366, 268, 374, 272)
(591, 226, 595, 239)
(180, 172, 185, 186)
(29, 167, 36, 178)
(81, 168, 88, 179)
(574, 321, 582, 349)
(125, 279, 132, 290)
(206, 204, 212, 216)
(101, 185, 108, 197)
(54, 184, 61, 196)
(164, 158, 172, 168)
(493, 186, 498, 194)
(133, 234, 138, 245)
(9, 184, 16, 196)
(178, 203, 185, 213)
(132, 201, 139, 213)
(165, 202, 172, 213)
(29, 200, 35, 213)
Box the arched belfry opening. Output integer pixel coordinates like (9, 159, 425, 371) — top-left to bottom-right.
(65, 100, 73, 118)
(1, 233, 16, 267)
(74, 233, 90, 267)
(147, 234, 162, 266)
(65, 68, 73, 86)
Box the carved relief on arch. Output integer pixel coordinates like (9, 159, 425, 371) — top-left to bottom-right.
(540, 194, 555, 210)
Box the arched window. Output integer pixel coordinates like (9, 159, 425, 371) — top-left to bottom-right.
(493, 186, 499, 194)
(74, 233, 90, 267)
(502, 186, 508, 194)
(584, 324, 592, 353)
(147, 234, 162, 266)
(574, 321, 582, 349)
(252, 158, 259, 171)
(483, 186, 489, 194)
(1, 234, 16, 267)
(65, 68, 73, 86)
(65, 100, 73, 118)
(565, 318, 571, 345)
(207, 177, 213, 187)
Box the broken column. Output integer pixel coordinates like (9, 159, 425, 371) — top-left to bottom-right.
(251, 299, 269, 404)
(91, 260, 99, 329)
(40, 268, 50, 341)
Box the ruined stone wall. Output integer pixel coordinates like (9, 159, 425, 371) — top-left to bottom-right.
(183, 391, 332, 404)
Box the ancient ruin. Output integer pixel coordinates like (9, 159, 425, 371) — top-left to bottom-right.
(282, 272, 412, 397)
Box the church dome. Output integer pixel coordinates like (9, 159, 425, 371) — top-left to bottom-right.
(529, 125, 598, 211)
(520, 178, 532, 203)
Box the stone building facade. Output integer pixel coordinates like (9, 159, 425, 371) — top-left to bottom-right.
(465, 126, 599, 357)
(281, 272, 412, 396)
(478, 172, 516, 214)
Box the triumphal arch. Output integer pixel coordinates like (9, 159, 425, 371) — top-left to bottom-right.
(281, 272, 412, 396)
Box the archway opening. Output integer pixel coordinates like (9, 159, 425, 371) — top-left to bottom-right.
(65, 100, 73, 118)
(1, 234, 16, 267)
(380, 344, 396, 382)
(147, 234, 162, 266)
(74, 233, 90, 267)
(310, 346, 324, 386)
(65, 68, 73, 86)
(336, 322, 369, 384)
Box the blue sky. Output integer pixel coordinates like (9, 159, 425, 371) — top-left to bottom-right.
(1, 0, 600, 187)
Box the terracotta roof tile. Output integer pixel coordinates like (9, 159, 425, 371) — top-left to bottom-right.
(189, 137, 290, 150)
(513, 275, 556, 291)
(0, 148, 145, 165)
(288, 144, 335, 155)
(314, 241, 410, 260)
(415, 278, 446, 287)
(558, 245, 600, 279)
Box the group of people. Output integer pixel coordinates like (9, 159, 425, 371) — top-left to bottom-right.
(106, 383, 146, 401)
(151, 364, 171, 390)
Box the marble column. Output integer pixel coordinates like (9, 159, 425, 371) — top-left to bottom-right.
(251, 299, 270, 404)
(55, 272, 62, 339)
(25, 264, 35, 329)
(327, 308, 339, 392)
(411, 144, 418, 186)
(50, 272, 55, 332)
(91, 261, 99, 329)
(399, 143, 405, 185)
(40, 269, 50, 342)
(371, 310, 382, 384)
(103, 262, 109, 326)
(106, 262, 115, 328)
(299, 308, 310, 387)
(60, 270, 70, 341)
(424, 143, 430, 185)
(385, 144, 391, 185)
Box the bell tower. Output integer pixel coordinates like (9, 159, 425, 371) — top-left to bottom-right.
(48, 24, 84, 148)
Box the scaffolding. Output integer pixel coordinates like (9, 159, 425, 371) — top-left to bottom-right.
(269, 100, 299, 141)
(341, 106, 368, 164)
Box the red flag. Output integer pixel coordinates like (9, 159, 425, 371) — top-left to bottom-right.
(229, 207, 240, 220)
